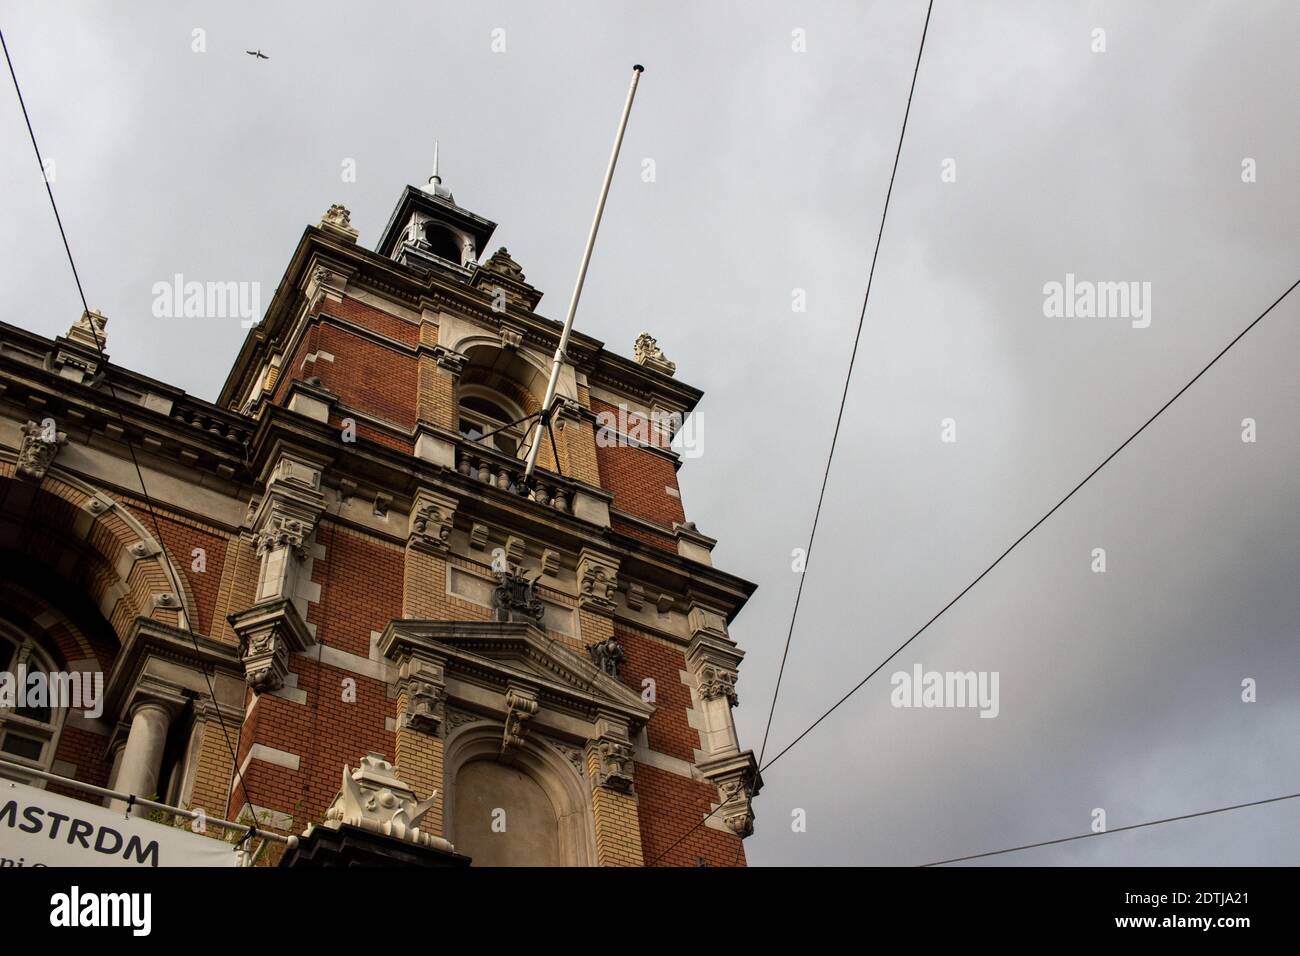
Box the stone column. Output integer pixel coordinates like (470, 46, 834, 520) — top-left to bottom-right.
(686, 603, 760, 839)
(232, 451, 325, 694)
(685, 603, 744, 757)
(111, 686, 185, 815)
(249, 452, 326, 608)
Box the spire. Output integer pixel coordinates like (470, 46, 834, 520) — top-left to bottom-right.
(422, 140, 453, 202)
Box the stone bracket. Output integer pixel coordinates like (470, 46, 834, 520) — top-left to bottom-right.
(397, 652, 448, 736)
(228, 598, 315, 695)
(576, 548, 619, 614)
(588, 713, 635, 793)
(698, 750, 760, 838)
(408, 487, 458, 556)
(501, 683, 539, 754)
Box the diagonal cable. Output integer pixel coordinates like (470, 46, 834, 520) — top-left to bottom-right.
(2, 27, 263, 829)
(652, 272, 1298, 863)
(756, 0, 936, 770)
(760, 274, 1300, 778)
(920, 789, 1300, 866)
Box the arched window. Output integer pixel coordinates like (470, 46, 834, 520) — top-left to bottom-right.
(458, 391, 531, 459)
(424, 223, 463, 264)
(0, 625, 66, 778)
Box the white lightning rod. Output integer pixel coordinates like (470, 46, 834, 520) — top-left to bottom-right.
(523, 64, 644, 481)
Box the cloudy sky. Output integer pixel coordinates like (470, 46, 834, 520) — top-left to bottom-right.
(3, 0, 1297, 865)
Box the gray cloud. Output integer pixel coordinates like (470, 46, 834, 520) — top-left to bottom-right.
(2, 0, 1296, 865)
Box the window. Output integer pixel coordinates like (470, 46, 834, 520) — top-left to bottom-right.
(0, 628, 65, 777)
(459, 394, 529, 459)
(423, 223, 463, 264)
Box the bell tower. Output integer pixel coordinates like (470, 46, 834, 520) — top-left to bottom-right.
(376, 143, 497, 274)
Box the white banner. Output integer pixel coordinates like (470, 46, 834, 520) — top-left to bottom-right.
(0, 779, 238, 868)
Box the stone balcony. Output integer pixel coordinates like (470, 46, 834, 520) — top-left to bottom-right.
(454, 438, 574, 515)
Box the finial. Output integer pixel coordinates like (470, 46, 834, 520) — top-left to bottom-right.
(422, 140, 453, 201)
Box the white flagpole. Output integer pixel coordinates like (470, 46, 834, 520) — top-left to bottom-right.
(524, 64, 644, 481)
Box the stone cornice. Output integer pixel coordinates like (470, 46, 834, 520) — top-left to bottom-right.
(217, 222, 704, 418)
(0, 321, 254, 489)
(103, 616, 243, 720)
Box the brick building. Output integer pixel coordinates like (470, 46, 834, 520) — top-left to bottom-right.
(0, 166, 758, 866)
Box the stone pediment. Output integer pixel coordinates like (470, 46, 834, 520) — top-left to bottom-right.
(376, 620, 652, 729)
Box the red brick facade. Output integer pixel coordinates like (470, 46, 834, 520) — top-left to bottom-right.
(0, 184, 756, 867)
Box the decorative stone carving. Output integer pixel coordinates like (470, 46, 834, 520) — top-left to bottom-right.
(229, 599, 315, 694)
(587, 636, 625, 679)
(66, 308, 108, 352)
(445, 707, 482, 732)
(255, 512, 310, 558)
(698, 751, 760, 839)
(322, 204, 352, 229)
(625, 582, 645, 611)
(17, 420, 68, 481)
(539, 548, 560, 577)
(588, 714, 635, 792)
(552, 395, 584, 423)
(408, 488, 456, 555)
(402, 679, 445, 734)
(432, 345, 468, 376)
(319, 204, 359, 243)
(127, 540, 159, 560)
(594, 737, 635, 793)
(468, 523, 489, 550)
(397, 654, 446, 735)
(576, 549, 618, 614)
(54, 348, 99, 381)
(687, 603, 746, 756)
(249, 452, 327, 605)
(485, 247, 525, 281)
(633, 332, 676, 376)
(472, 245, 543, 310)
(492, 567, 544, 627)
(718, 779, 756, 837)
(308, 265, 352, 302)
(320, 754, 453, 852)
(499, 325, 523, 350)
(501, 685, 539, 754)
(698, 662, 739, 707)
(505, 535, 526, 566)
(544, 737, 586, 777)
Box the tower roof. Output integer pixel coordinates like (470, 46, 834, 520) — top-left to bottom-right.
(375, 144, 497, 266)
